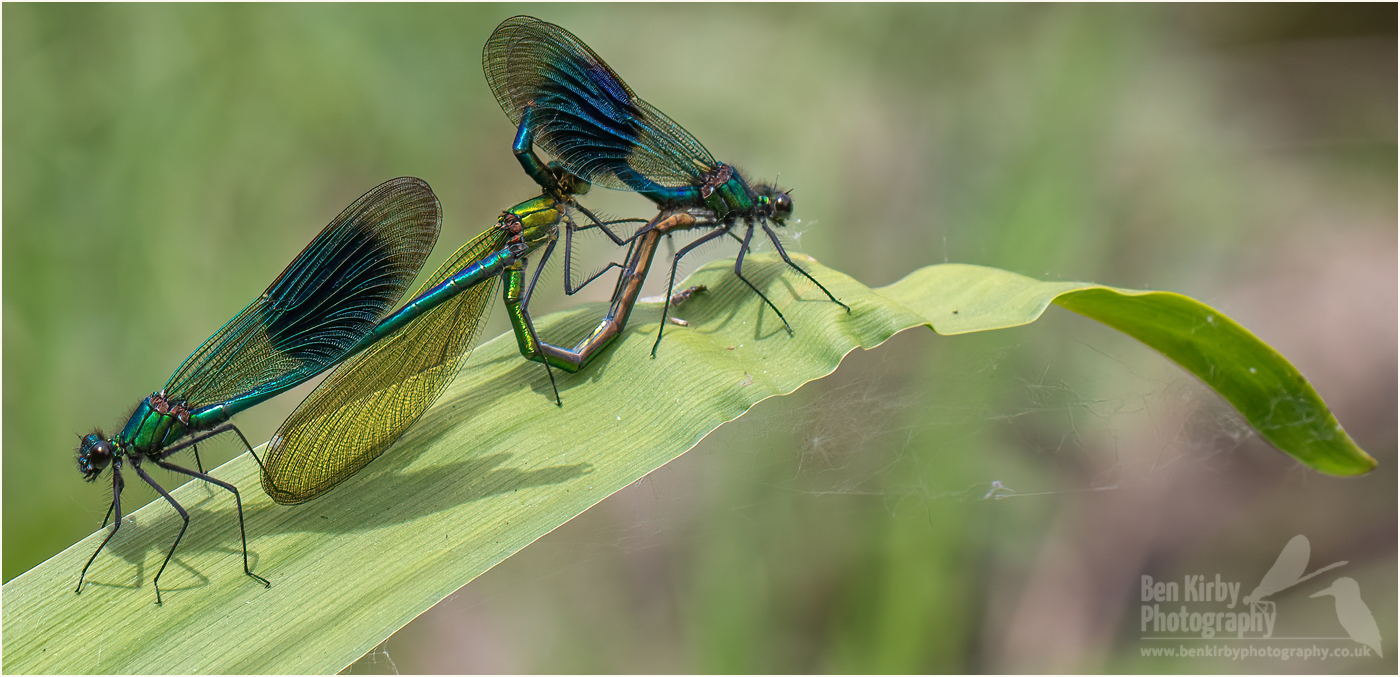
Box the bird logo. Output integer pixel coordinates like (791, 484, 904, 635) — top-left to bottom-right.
(1312, 577, 1383, 657)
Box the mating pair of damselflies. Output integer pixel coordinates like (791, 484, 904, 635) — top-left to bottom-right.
(75, 15, 847, 603)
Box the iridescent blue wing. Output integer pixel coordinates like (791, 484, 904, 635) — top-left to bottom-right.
(483, 15, 717, 193)
(164, 177, 442, 412)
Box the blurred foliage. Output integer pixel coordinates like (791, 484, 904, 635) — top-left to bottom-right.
(4, 3, 1394, 673)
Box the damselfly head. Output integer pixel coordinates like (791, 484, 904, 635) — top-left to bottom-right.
(76, 432, 115, 481)
(754, 184, 794, 225)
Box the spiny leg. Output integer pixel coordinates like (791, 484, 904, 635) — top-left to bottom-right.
(521, 238, 556, 311)
(760, 222, 850, 312)
(152, 424, 271, 591)
(224, 424, 270, 475)
(555, 211, 625, 297)
(733, 225, 795, 336)
(515, 253, 562, 404)
(652, 226, 734, 358)
(155, 423, 273, 496)
(191, 441, 217, 498)
(561, 213, 648, 295)
(160, 423, 270, 477)
(130, 461, 186, 605)
(570, 201, 649, 247)
(77, 466, 125, 594)
(156, 458, 271, 591)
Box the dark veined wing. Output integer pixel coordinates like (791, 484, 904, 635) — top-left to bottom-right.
(164, 177, 442, 411)
(483, 15, 716, 193)
(261, 226, 511, 505)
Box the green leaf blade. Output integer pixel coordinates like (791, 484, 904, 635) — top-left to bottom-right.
(1052, 288, 1375, 476)
(3, 258, 1369, 674)
(876, 263, 1374, 476)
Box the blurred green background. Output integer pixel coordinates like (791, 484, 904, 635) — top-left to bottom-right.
(5, 3, 1394, 673)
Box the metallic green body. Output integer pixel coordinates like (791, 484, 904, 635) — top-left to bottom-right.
(702, 174, 755, 217)
(117, 398, 188, 454)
